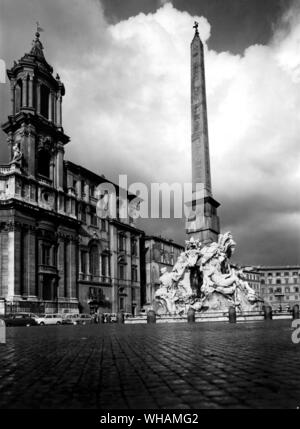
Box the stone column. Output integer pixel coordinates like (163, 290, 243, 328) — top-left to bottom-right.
(22, 76, 27, 108)
(106, 256, 110, 278)
(49, 157, 55, 183)
(28, 76, 33, 108)
(26, 125, 36, 178)
(56, 143, 64, 190)
(38, 273, 43, 300)
(28, 227, 36, 297)
(86, 251, 90, 281)
(10, 81, 15, 115)
(59, 95, 62, 126)
(51, 278, 57, 301)
(264, 305, 273, 320)
(147, 310, 156, 324)
(36, 82, 41, 114)
(78, 249, 82, 274)
(7, 227, 15, 298)
(48, 91, 53, 121)
(57, 237, 65, 298)
(76, 180, 82, 197)
(84, 184, 90, 203)
(56, 94, 62, 127)
(68, 239, 77, 298)
(187, 307, 195, 323)
(228, 306, 236, 323)
(22, 229, 28, 296)
(13, 226, 22, 296)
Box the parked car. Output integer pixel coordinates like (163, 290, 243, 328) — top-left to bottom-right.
(62, 313, 93, 325)
(1, 313, 38, 327)
(61, 313, 79, 325)
(34, 313, 63, 326)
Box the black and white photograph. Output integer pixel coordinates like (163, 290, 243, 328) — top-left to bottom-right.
(0, 0, 300, 418)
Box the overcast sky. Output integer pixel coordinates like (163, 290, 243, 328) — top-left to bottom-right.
(0, 0, 300, 266)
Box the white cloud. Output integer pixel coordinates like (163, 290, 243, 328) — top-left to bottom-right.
(1, 0, 300, 263)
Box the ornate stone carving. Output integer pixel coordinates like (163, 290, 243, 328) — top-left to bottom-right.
(153, 232, 262, 315)
(37, 134, 53, 153)
(10, 142, 23, 166)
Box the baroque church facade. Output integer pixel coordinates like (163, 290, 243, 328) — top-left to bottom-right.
(0, 31, 143, 316)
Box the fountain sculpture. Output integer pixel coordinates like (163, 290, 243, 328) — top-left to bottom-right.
(153, 232, 262, 315)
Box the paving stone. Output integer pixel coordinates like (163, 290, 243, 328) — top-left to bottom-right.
(0, 320, 299, 409)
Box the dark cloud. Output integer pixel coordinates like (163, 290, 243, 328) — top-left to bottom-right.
(101, 0, 294, 53)
(0, 0, 299, 267)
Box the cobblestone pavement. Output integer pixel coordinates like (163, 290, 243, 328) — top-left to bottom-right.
(0, 320, 299, 409)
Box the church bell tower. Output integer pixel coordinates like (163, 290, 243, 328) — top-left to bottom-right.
(185, 22, 220, 244)
(2, 29, 69, 188)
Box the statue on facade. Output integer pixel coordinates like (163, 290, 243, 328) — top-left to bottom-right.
(10, 142, 23, 166)
(152, 232, 262, 316)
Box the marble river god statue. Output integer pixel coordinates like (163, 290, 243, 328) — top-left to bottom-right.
(153, 232, 262, 316)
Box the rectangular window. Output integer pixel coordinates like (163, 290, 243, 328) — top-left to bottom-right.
(118, 264, 125, 280)
(89, 287, 95, 299)
(81, 206, 86, 223)
(101, 255, 107, 277)
(101, 219, 106, 231)
(132, 288, 136, 301)
(119, 297, 125, 311)
(294, 278, 298, 284)
(42, 244, 51, 266)
(90, 206, 97, 226)
(131, 238, 138, 256)
(90, 185, 95, 197)
(295, 287, 299, 293)
(293, 272, 298, 276)
(118, 234, 126, 251)
(81, 251, 87, 273)
(131, 265, 138, 282)
(276, 272, 281, 276)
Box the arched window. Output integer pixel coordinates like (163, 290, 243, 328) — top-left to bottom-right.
(37, 150, 50, 178)
(40, 84, 50, 118)
(15, 79, 22, 113)
(90, 245, 99, 277)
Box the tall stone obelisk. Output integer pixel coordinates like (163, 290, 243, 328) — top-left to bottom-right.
(185, 22, 220, 244)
